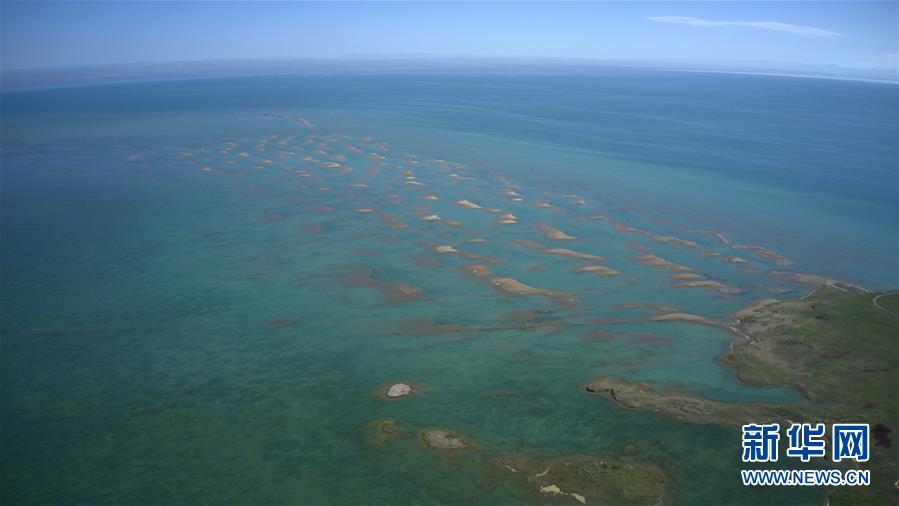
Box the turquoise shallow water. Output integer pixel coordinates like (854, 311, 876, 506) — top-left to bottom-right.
(2, 67, 896, 504)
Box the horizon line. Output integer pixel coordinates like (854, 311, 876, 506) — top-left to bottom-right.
(2, 56, 896, 90)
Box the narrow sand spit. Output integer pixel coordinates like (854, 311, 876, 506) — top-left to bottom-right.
(650, 312, 711, 323)
(454, 199, 482, 209)
(670, 273, 704, 280)
(544, 248, 604, 261)
(673, 280, 741, 294)
(651, 235, 699, 248)
(636, 254, 692, 272)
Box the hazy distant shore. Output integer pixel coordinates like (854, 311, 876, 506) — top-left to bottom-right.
(3, 56, 897, 90)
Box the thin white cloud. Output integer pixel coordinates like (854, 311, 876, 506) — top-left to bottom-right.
(647, 16, 845, 38)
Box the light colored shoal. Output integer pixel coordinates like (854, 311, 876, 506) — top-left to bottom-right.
(674, 280, 741, 294)
(636, 254, 692, 272)
(573, 264, 621, 276)
(454, 199, 482, 209)
(490, 278, 554, 296)
(670, 273, 704, 280)
(545, 248, 604, 261)
(650, 312, 711, 323)
(539, 224, 575, 240)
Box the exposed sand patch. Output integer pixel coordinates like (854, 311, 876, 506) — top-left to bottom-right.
(616, 223, 699, 248)
(497, 213, 517, 225)
(386, 383, 413, 398)
(545, 248, 604, 261)
(489, 277, 578, 305)
(573, 265, 621, 276)
(490, 278, 554, 296)
(650, 312, 711, 323)
(421, 429, 467, 450)
(669, 273, 704, 280)
(454, 199, 482, 209)
(539, 223, 576, 240)
(736, 245, 789, 265)
(673, 280, 741, 294)
(636, 254, 692, 272)
(652, 235, 699, 248)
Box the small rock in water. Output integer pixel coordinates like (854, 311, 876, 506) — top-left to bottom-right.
(386, 383, 413, 398)
(422, 429, 467, 449)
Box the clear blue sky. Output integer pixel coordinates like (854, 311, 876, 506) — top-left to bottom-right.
(1, 1, 896, 73)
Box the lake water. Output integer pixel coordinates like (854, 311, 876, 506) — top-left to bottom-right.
(2, 67, 895, 504)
